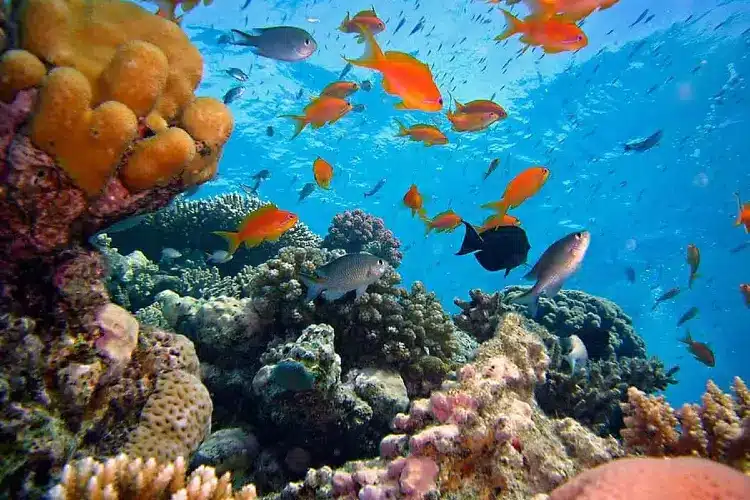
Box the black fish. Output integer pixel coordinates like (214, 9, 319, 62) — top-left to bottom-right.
(630, 9, 649, 27)
(624, 130, 663, 152)
(352, 103, 366, 113)
(298, 182, 315, 202)
(455, 221, 530, 276)
(252, 169, 271, 180)
(625, 266, 636, 283)
(266, 126, 274, 137)
(364, 178, 386, 197)
(665, 365, 680, 378)
(241, 0, 252, 10)
(652, 286, 681, 310)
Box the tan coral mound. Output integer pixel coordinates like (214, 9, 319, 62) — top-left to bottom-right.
(5, 0, 233, 195)
(49, 454, 258, 500)
(123, 369, 212, 463)
(621, 377, 750, 471)
(549, 456, 750, 500)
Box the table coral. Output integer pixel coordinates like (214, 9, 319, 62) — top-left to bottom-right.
(620, 379, 750, 471)
(49, 454, 258, 500)
(548, 456, 750, 500)
(322, 209, 404, 267)
(454, 287, 675, 437)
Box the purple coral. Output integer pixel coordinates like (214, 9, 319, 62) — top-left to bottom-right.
(322, 209, 403, 267)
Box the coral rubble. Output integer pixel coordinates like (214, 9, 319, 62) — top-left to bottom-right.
(620, 378, 749, 471)
(454, 287, 676, 436)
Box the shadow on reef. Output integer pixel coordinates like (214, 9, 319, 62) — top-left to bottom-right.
(454, 286, 678, 437)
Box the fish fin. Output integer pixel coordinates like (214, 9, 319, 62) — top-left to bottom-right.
(679, 330, 693, 345)
(280, 115, 308, 139)
(455, 220, 483, 256)
(480, 199, 509, 217)
(394, 119, 409, 137)
(495, 9, 524, 42)
(689, 273, 700, 288)
(299, 273, 324, 301)
(511, 287, 539, 318)
(212, 231, 242, 255)
(504, 268, 511, 277)
(734, 192, 743, 225)
(344, 25, 383, 69)
(322, 289, 348, 301)
(230, 29, 260, 47)
(339, 12, 351, 32)
(354, 285, 368, 299)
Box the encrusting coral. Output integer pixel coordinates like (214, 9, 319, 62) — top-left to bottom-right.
(48, 454, 258, 500)
(620, 378, 750, 471)
(454, 287, 676, 437)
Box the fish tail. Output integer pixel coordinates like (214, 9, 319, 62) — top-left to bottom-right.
(495, 9, 524, 42)
(299, 272, 324, 301)
(480, 199, 509, 216)
(511, 287, 540, 318)
(394, 119, 409, 137)
(455, 220, 483, 256)
(212, 231, 242, 256)
(734, 192, 743, 226)
(344, 24, 383, 69)
(689, 273, 700, 289)
(230, 29, 259, 47)
(423, 219, 434, 236)
(280, 114, 308, 139)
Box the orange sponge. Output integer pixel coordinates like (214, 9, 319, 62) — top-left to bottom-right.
(180, 97, 234, 146)
(30, 67, 138, 195)
(120, 127, 197, 191)
(0, 49, 46, 102)
(550, 456, 750, 500)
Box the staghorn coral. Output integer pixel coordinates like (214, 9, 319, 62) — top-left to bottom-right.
(620, 379, 750, 471)
(276, 313, 623, 499)
(49, 454, 258, 499)
(322, 209, 403, 267)
(123, 369, 213, 463)
(455, 287, 675, 437)
(548, 456, 750, 500)
(107, 193, 322, 277)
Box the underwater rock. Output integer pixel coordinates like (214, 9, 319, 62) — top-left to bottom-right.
(191, 428, 260, 478)
(345, 368, 410, 425)
(322, 209, 403, 267)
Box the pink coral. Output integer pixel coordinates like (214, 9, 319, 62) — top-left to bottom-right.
(399, 457, 439, 497)
(549, 456, 750, 500)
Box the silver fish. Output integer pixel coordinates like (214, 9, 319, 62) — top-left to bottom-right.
(161, 247, 182, 259)
(564, 334, 588, 372)
(224, 86, 245, 104)
(226, 67, 249, 81)
(300, 253, 389, 301)
(230, 27, 317, 62)
(512, 231, 591, 317)
(206, 250, 233, 265)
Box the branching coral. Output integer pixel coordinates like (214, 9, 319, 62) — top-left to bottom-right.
(49, 454, 257, 499)
(454, 287, 675, 438)
(621, 378, 750, 471)
(322, 209, 403, 267)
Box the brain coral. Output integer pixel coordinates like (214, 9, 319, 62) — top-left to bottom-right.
(2, 0, 233, 195)
(123, 369, 212, 463)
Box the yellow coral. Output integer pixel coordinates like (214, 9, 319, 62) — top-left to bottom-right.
(19, 0, 202, 121)
(123, 370, 212, 463)
(0, 49, 46, 102)
(120, 127, 196, 191)
(49, 454, 258, 500)
(31, 67, 138, 195)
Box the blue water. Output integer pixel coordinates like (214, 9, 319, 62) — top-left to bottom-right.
(178, 0, 750, 407)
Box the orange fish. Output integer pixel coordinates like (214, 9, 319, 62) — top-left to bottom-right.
(452, 98, 508, 120)
(321, 81, 360, 98)
(495, 10, 588, 54)
(344, 27, 443, 111)
(213, 204, 298, 255)
(686, 244, 700, 289)
(478, 213, 521, 233)
(734, 192, 750, 233)
(403, 184, 427, 219)
(447, 110, 502, 132)
(481, 166, 550, 217)
(526, 0, 620, 21)
(425, 210, 463, 235)
(679, 331, 715, 367)
(340, 8, 386, 43)
(313, 157, 334, 189)
(740, 284, 750, 308)
(395, 119, 448, 147)
(281, 96, 353, 139)
(151, 0, 213, 23)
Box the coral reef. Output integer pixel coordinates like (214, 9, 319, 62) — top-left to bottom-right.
(106, 193, 322, 277)
(454, 287, 676, 437)
(275, 314, 623, 499)
(191, 428, 260, 481)
(548, 456, 750, 500)
(322, 209, 403, 267)
(49, 454, 258, 499)
(620, 378, 749, 471)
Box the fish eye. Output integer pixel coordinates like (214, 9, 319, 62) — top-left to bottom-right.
(576, 35, 584, 41)
(438, 97, 443, 105)
(304, 38, 311, 45)
(377, 259, 384, 265)
(574, 232, 582, 238)
(378, 22, 384, 29)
